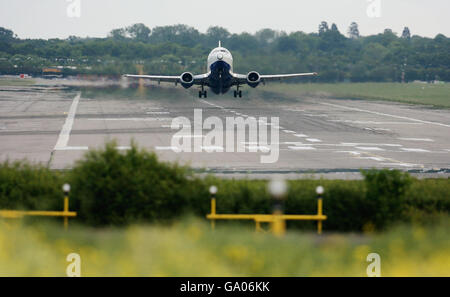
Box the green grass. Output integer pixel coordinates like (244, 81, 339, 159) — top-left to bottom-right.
(0, 78, 36, 86)
(0, 218, 449, 276)
(263, 82, 450, 108)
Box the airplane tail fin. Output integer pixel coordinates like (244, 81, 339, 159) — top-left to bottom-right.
(218, 40, 221, 47)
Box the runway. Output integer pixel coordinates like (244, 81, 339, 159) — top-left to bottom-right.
(0, 85, 449, 179)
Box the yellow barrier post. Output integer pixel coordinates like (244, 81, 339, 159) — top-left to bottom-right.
(209, 185, 218, 230)
(316, 186, 324, 235)
(62, 184, 71, 230)
(268, 177, 287, 237)
(0, 183, 76, 228)
(206, 181, 327, 235)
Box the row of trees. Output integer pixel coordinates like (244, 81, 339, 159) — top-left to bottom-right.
(0, 22, 448, 82)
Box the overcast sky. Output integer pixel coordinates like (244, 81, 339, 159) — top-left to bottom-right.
(0, 0, 448, 39)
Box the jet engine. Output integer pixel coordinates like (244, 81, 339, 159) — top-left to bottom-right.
(246, 71, 261, 88)
(180, 72, 194, 88)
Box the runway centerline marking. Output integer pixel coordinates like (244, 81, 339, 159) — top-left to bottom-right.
(288, 146, 316, 151)
(401, 148, 431, 153)
(306, 138, 322, 142)
(54, 92, 81, 150)
(355, 146, 385, 151)
(398, 138, 434, 142)
(320, 102, 450, 128)
(294, 134, 308, 138)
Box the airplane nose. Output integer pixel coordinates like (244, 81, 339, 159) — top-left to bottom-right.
(217, 53, 223, 60)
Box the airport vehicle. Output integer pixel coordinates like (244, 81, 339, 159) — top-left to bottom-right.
(124, 42, 317, 98)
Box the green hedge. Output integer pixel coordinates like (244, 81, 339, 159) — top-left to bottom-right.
(68, 141, 202, 226)
(0, 161, 62, 210)
(0, 143, 448, 231)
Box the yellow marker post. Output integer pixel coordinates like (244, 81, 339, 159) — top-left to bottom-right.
(206, 184, 327, 235)
(316, 186, 324, 235)
(255, 220, 261, 232)
(209, 186, 218, 230)
(64, 195, 69, 230)
(0, 183, 76, 229)
(62, 183, 71, 230)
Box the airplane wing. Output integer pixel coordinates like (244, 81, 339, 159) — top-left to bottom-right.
(232, 72, 317, 85)
(123, 74, 179, 83)
(123, 73, 210, 85)
(260, 72, 318, 81)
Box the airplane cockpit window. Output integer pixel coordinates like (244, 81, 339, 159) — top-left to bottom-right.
(212, 49, 229, 54)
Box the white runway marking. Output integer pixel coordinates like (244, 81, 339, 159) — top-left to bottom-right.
(335, 151, 361, 156)
(321, 102, 450, 128)
(89, 118, 172, 121)
(172, 134, 204, 138)
(398, 138, 434, 142)
(294, 134, 308, 138)
(372, 128, 391, 131)
(355, 146, 385, 151)
(306, 138, 322, 143)
(380, 162, 419, 168)
(54, 146, 134, 151)
(146, 111, 170, 115)
(359, 156, 386, 162)
(161, 124, 191, 128)
(328, 120, 422, 125)
(288, 146, 317, 150)
(283, 130, 296, 134)
(199, 99, 227, 110)
(201, 145, 224, 152)
(401, 148, 431, 153)
(341, 143, 402, 147)
(54, 146, 88, 151)
(246, 145, 270, 152)
(154, 146, 179, 151)
(54, 93, 81, 150)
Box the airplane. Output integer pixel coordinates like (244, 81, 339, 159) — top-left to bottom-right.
(124, 41, 317, 98)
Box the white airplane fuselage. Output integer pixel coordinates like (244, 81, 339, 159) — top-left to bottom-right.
(206, 46, 235, 94)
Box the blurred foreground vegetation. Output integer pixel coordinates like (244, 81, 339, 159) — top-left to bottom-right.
(0, 218, 448, 276)
(0, 142, 448, 232)
(0, 143, 448, 276)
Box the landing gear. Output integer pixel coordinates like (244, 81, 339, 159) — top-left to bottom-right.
(198, 90, 207, 98)
(233, 86, 242, 98)
(198, 86, 207, 98)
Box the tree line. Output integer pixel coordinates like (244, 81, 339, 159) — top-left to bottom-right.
(0, 22, 448, 82)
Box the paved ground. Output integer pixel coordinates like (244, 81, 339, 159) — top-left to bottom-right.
(0, 84, 449, 179)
